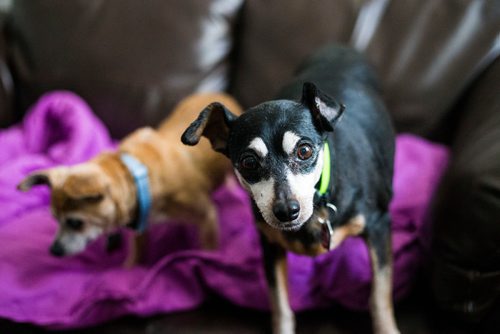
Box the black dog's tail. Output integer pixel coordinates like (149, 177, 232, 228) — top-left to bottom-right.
(283, 44, 382, 96)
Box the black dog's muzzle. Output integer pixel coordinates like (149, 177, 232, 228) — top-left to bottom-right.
(273, 199, 300, 222)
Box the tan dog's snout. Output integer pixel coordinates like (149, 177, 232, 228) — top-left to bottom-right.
(50, 240, 66, 257)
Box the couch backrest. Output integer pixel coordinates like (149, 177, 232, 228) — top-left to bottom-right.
(4, 0, 500, 139)
(230, 0, 500, 139)
(6, 0, 243, 138)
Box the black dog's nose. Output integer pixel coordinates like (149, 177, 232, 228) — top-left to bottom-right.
(273, 200, 300, 222)
(50, 241, 65, 257)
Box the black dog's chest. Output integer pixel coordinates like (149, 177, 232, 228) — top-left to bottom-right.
(256, 205, 336, 256)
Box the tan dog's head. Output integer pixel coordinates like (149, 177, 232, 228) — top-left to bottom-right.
(18, 164, 119, 256)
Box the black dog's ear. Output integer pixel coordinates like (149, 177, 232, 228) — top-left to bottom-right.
(181, 102, 238, 156)
(301, 82, 345, 132)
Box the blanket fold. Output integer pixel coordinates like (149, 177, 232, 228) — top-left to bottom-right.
(0, 91, 449, 329)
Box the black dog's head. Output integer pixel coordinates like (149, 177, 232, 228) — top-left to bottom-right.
(182, 83, 344, 231)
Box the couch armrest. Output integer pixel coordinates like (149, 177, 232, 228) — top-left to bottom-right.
(0, 9, 14, 128)
(431, 56, 500, 321)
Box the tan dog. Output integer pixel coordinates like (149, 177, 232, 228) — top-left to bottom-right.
(18, 93, 242, 265)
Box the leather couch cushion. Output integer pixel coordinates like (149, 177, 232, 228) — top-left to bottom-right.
(231, 0, 500, 138)
(7, 0, 243, 138)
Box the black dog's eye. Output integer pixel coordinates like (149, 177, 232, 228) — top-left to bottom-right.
(297, 144, 313, 160)
(240, 155, 259, 170)
(66, 218, 83, 230)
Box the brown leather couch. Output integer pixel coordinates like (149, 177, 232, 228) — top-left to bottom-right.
(1, 0, 499, 332)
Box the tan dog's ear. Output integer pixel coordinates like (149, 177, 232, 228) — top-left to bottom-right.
(18, 171, 52, 191)
(17, 167, 68, 192)
(62, 173, 107, 202)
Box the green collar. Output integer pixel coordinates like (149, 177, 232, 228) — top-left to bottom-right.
(315, 141, 337, 251)
(317, 142, 331, 196)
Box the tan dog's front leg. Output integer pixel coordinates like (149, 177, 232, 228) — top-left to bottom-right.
(260, 232, 295, 334)
(198, 200, 219, 250)
(124, 232, 147, 268)
(366, 214, 400, 334)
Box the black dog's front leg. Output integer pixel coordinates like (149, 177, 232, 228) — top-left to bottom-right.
(259, 231, 295, 334)
(365, 213, 400, 334)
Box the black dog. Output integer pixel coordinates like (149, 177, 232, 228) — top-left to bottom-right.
(182, 45, 399, 334)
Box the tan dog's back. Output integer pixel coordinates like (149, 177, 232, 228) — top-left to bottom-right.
(118, 93, 243, 253)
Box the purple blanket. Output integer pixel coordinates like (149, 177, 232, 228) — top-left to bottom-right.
(0, 92, 449, 329)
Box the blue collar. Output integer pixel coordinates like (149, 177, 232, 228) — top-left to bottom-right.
(120, 153, 151, 233)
